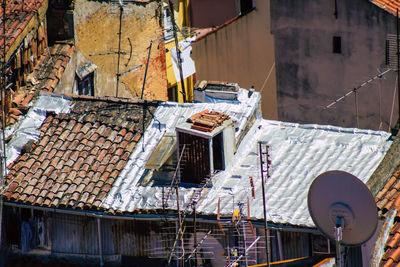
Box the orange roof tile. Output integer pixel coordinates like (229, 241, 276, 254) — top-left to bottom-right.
(3, 97, 158, 211)
(376, 163, 400, 266)
(0, 0, 46, 59)
(371, 0, 400, 16)
(188, 110, 230, 132)
(9, 42, 74, 125)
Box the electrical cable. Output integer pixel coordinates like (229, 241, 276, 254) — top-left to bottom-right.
(260, 62, 275, 94)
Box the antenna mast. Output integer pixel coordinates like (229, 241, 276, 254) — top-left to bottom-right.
(168, 0, 186, 102)
(0, 0, 7, 251)
(115, 0, 123, 97)
(397, 9, 400, 125)
(259, 142, 271, 267)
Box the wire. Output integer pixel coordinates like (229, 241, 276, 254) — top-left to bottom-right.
(325, 68, 392, 109)
(260, 62, 275, 94)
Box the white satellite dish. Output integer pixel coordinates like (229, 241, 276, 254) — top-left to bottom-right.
(307, 171, 378, 266)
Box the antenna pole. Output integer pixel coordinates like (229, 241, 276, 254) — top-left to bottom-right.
(141, 40, 153, 99)
(397, 9, 400, 123)
(259, 142, 271, 267)
(0, 0, 7, 251)
(115, 3, 123, 97)
(335, 217, 344, 267)
(193, 204, 198, 267)
(168, 0, 186, 103)
(354, 89, 359, 128)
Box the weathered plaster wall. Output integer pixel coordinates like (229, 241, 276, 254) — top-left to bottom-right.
(56, 0, 167, 101)
(271, 0, 397, 130)
(55, 50, 77, 94)
(191, 0, 277, 119)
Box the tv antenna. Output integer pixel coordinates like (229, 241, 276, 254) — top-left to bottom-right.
(115, 0, 124, 97)
(88, 0, 142, 97)
(216, 197, 265, 267)
(308, 170, 378, 267)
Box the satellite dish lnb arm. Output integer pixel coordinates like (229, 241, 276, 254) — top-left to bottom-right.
(335, 217, 343, 242)
(335, 216, 344, 267)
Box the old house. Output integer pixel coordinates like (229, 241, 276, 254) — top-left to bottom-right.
(0, 82, 393, 266)
(54, 0, 168, 101)
(270, 0, 400, 131)
(190, 0, 278, 120)
(2, 93, 159, 266)
(0, 0, 74, 126)
(162, 0, 196, 103)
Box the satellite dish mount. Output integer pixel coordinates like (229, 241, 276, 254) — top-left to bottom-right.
(308, 171, 378, 267)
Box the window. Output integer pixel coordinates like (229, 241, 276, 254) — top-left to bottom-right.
(77, 72, 94, 96)
(312, 234, 333, 254)
(177, 131, 226, 184)
(50, 0, 73, 9)
(240, 0, 255, 15)
(163, 6, 174, 41)
(386, 39, 390, 65)
(333, 36, 341, 54)
(212, 132, 225, 171)
(168, 85, 178, 102)
(178, 132, 210, 184)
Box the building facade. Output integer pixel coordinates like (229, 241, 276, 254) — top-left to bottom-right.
(271, 0, 398, 130)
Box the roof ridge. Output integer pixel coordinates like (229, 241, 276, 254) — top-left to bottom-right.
(50, 93, 160, 105)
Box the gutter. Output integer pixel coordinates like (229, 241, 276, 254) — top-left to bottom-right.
(3, 201, 319, 233)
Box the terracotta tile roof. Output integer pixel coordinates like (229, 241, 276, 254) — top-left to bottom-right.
(376, 166, 400, 213)
(3, 97, 158, 211)
(371, 0, 400, 16)
(380, 221, 400, 266)
(8, 42, 75, 125)
(376, 164, 400, 266)
(0, 0, 46, 60)
(187, 110, 230, 132)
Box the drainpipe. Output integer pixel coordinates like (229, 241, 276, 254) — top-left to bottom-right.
(97, 217, 104, 267)
(209, 138, 214, 174)
(277, 230, 283, 261)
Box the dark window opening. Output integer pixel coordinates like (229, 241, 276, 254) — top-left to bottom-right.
(333, 0, 338, 19)
(77, 72, 94, 96)
(47, 0, 74, 45)
(50, 0, 73, 9)
(4, 206, 21, 248)
(212, 132, 225, 171)
(4, 207, 48, 253)
(178, 132, 210, 184)
(168, 85, 178, 102)
(240, 0, 255, 15)
(312, 234, 334, 254)
(163, 7, 174, 40)
(386, 39, 390, 65)
(333, 36, 341, 54)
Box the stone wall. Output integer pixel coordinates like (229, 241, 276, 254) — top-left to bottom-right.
(56, 0, 168, 101)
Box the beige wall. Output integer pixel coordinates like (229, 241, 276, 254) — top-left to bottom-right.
(191, 0, 277, 119)
(55, 0, 167, 101)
